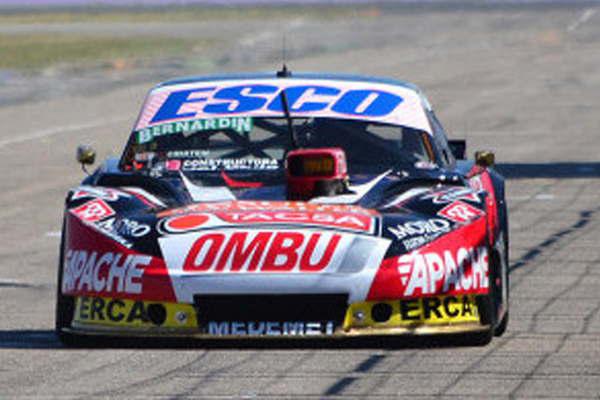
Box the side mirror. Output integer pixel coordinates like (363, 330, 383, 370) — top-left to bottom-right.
(475, 150, 495, 167)
(76, 145, 96, 174)
(448, 139, 466, 160)
(76, 145, 96, 165)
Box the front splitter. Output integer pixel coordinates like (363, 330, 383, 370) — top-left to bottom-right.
(65, 322, 489, 339)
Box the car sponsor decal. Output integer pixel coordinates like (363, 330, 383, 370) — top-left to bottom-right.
(401, 235, 441, 251)
(134, 79, 432, 135)
(70, 186, 131, 202)
(63, 214, 176, 302)
(159, 202, 378, 234)
(216, 211, 372, 231)
(387, 218, 452, 250)
(387, 218, 453, 240)
(63, 249, 151, 295)
(97, 217, 151, 238)
(438, 201, 485, 224)
(159, 200, 378, 216)
(167, 150, 210, 159)
(345, 294, 479, 329)
(136, 116, 253, 144)
(160, 210, 375, 234)
(182, 230, 344, 273)
(395, 245, 488, 297)
(206, 321, 335, 336)
(71, 199, 115, 223)
(421, 187, 481, 204)
(92, 218, 151, 249)
(93, 221, 133, 249)
(181, 157, 279, 172)
(368, 217, 489, 300)
(73, 296, 197, 329)
(159, 229, 360, 275)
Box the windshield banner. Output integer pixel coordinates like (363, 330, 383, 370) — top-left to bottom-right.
(134, 78, 432, 136)
(136, 116, 253, 144)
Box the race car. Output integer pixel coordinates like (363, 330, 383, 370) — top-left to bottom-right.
(55, 69, 509, 346)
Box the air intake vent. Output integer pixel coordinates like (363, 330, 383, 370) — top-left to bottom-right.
(194, 294, 348, 330)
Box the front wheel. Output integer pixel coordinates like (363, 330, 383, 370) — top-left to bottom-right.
(55, 219, 85, 347)
(493, 230, 509, 337)
(466, 233, 509, 346)
(494, 310, 509, 337)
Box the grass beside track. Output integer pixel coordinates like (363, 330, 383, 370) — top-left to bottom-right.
(0, 7, 358, 24)
(0, 34, 211, 70)
(0, 7, 362, 71)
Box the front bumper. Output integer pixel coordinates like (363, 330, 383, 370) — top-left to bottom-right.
(68, 294, 489, 338)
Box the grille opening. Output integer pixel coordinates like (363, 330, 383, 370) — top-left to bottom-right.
(194, 294, 348, 327)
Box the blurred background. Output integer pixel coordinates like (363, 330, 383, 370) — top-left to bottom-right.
(1, 0, 423, 106)
(2, 0, 599, 162)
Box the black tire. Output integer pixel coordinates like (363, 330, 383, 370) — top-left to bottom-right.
(494, 230, 510, 337)
(494, 310, 509, 337)
(466, 298, 494, 346)
(464, 236, 504, 346)
(55, 218, 86, 347)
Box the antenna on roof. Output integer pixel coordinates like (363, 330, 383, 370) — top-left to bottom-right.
(277, 34, 291, 78)
(276, 34, 295, 145)
(283, 33, 286, 65)
(277, 64, 291, 78)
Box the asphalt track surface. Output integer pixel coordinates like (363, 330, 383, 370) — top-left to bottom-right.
(1, 5, 600, 399)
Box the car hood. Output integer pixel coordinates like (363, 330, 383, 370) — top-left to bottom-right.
(64, 179, 490, 303)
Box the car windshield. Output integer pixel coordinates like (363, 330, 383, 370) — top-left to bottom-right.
(121, 117, 432, 178)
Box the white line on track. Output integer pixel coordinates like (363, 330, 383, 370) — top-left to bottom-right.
(510, 194, 554, 201)
(0, 278, 37, 288)
(567, 8, 597, 32)
(45, 231, 62, 238)
(0, 117, 129, 149)
(534, 193, 555, 200)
